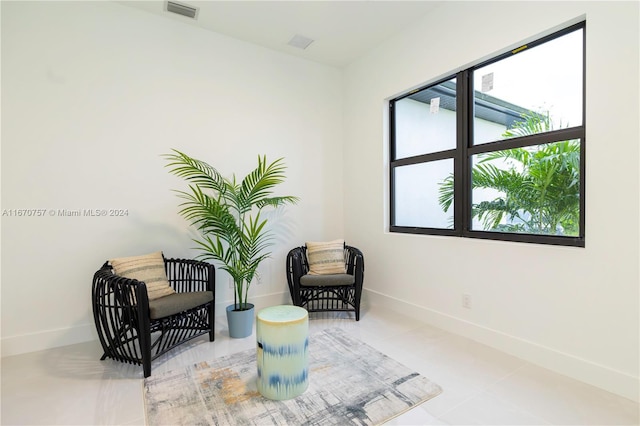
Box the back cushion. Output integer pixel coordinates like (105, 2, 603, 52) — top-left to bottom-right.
(110, 251, 175, 300)
(306, 239, 346, 275)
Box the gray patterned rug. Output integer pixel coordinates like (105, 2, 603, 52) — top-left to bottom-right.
(143, 328, 442, 425)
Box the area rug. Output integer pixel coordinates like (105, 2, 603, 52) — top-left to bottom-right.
(143, 328, 442, 425)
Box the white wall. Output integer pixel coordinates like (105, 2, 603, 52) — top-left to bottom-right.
(1, 1, 343, 355)
(344, 1, 639, 401)
(2, 0, 638, 403)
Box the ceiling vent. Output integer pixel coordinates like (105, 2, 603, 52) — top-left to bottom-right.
(166, 1, 199, 19)
(287, 34, 314, 50)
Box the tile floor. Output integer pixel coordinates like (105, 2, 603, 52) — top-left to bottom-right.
(2, 305, 638, 425)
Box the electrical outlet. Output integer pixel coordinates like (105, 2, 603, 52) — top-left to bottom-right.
(462, 293, 472, 309)
(228, 277, 234, 290)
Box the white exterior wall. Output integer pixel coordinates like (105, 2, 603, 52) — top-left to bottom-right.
(393, 97, 506, 228)
(344, 1, 639, 401)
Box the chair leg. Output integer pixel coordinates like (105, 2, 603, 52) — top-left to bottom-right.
(143, 359, 151, 378)
(141, 336, 152, 377)
(209, 302, 215, 342)
(355, 286, 362, 321)
(138, 316, 152, 378)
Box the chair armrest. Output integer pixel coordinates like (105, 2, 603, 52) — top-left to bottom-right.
(286, 247, 307, 302)
(345, 245, 365, 288)
(163, 258, 215, 294)
(92, 263, 150, 310)
(92, 264, 151, 354)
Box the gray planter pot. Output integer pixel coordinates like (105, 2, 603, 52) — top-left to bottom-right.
(226, 303, 255, 338)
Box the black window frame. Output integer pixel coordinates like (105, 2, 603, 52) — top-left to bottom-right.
(389, 22, 586, 247)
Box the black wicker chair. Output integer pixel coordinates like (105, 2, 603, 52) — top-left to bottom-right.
(286, 244, 364, 320)
(92, 256, 215, 377)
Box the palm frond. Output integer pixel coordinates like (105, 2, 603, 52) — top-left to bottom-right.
(256, 196, 300, 209)
(239, 156, 294, 212)
(163, 149, 227, 194)
(438, 173, 455, 213)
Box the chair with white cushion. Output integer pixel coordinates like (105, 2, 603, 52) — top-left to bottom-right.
(92, 251, 215, 377)
(286, 240, 364, 321)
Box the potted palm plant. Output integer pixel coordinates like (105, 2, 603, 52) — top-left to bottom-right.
(164, 150, 299, 338)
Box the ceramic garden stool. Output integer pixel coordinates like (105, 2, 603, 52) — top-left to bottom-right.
(256, 305, 309, 400)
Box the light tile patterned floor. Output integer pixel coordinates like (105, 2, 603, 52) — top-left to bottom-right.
(2, 306, 638, 425)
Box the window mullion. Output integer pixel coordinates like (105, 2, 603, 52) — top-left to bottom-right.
(389, 101, 397, 227)
(468, 127, 584, 156)
(458, 70, 470, 236)
(391, 149, 457, 167)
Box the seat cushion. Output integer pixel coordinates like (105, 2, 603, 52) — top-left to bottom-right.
(306, 239, 346, 275)
(300, 273, 355, 287)
(110, 251, 175, 301)
(148, 291, 213, 319)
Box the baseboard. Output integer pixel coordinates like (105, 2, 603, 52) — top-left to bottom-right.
(364, 289, 640, 403)
(1, 292, 292, 358)
(214, 291, 291, 316)
(1, 323, 99, 358)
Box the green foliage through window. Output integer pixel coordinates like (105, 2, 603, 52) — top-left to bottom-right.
(438, 112, 580, 236)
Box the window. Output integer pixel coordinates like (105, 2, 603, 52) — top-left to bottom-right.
(390, 22, 585, 247)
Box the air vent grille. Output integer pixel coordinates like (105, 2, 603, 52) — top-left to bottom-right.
(166, 1, 199, 19)
(288, 34, 314, 50)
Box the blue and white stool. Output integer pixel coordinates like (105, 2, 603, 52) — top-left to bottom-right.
(256, 305, 309, 400)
